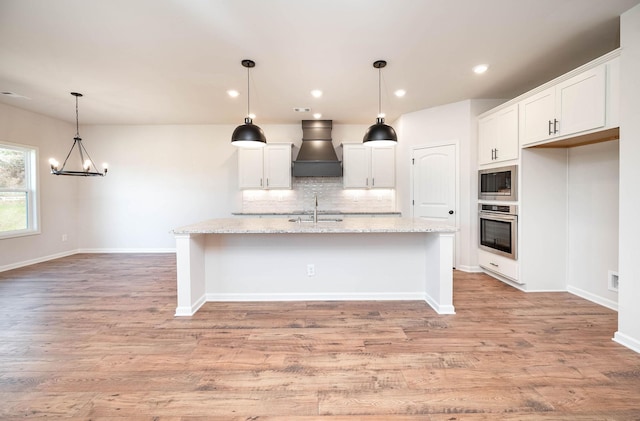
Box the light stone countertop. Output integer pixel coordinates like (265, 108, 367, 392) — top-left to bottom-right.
(172, 217, 457, 235)
(231, 211, 402, 216)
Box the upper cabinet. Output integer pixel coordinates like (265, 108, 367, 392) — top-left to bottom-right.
(238, 143, 292, 189)
(520, 62, 614, 147)
(478, 104, 519, 165)
(343, 144, 395, 189)
(479, 51, 619, 152)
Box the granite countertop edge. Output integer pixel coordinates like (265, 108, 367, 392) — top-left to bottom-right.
(172, 217, 457, 235)
(232, 211, 402, 216)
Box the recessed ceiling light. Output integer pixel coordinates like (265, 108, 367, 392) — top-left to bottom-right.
(227, 89, 239, 98)
(311, 90, 322, 98)
(313, 113, 322, 119)
(473, 64, 489, 74)
(394, 89, 406, 97)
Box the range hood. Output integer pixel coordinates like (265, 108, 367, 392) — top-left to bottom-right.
(292, 120, 342, 177)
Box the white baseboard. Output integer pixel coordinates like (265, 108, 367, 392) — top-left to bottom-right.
(481, 269, 528, 291)
(424, 292, 456, 315)
(455, 265, 483, 273)
(567, 285, 618, 311)
(205, 292, 427, 302)
(175, 294, 206, 317)
(77, 248, 176, 254)
(0, 250, 77, 272)
(613, 331, 640, 354)
(204, 292, 454, 315)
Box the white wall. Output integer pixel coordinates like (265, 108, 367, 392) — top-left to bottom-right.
(76, 124, 308, 251)
(75, 123, 369, 251)
(394, 99, 502, 271)
(2, 98, 496, 268)
(0, 103, 79, 270)
(519, 147, 568, 291)
(0, 114, 373, 262)
(567, 140, 619, 309)
(615, 3, 640, 353)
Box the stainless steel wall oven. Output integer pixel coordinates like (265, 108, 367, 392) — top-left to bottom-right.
(479, 204, 518, 260)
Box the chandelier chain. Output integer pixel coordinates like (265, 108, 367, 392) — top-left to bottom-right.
(75, 94, 80, 138)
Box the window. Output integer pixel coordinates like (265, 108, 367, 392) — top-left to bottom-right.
(0, 142, 39, 238)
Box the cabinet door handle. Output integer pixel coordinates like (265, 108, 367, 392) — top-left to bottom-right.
(366, 178, 369, 186)
(491, 149, 494, 160)
(490, 262, 499, 267)
(554, 118, 559, 134)
(494, 148, 498, 160)
(266, 178, 269, 187)
(260, 178, 263, 187)
(548, 120, 553, 135)
(372, 178, 375, 187)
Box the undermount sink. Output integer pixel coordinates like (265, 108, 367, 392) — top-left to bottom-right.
(288, 217, 343, 223)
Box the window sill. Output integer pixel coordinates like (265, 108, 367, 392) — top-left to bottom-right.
(0, 229, 41, 240)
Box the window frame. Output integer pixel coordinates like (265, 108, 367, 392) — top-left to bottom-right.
(0, 141, 40, 239)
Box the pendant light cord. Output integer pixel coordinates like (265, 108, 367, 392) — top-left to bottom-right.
(247, 65, 251, 119)
(378, 66, 382, 117)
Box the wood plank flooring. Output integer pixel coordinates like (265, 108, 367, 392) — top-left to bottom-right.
(1, 253, 640, 420)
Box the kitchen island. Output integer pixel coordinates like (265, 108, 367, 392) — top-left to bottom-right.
(172, 217, 457, 316)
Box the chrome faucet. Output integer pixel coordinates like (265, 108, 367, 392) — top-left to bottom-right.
(313, 194, 318, 223)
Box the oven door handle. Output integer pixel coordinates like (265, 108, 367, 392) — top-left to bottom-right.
(479, 213, 517, 222)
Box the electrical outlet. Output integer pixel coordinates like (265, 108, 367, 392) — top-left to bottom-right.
(307, 264, 315, 277)
(608, 270, 619, 292)
(61, 234, 68, 242)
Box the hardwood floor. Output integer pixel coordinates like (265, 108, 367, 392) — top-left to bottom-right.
(1, 253, 640, 420)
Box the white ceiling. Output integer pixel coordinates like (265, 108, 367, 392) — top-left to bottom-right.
(1, 0, 639, 126)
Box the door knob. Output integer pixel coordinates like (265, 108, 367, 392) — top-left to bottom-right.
(448, 210, 454, 215)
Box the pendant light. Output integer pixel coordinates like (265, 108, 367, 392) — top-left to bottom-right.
(49, 92, 108, 176)
(363, 60, 398, 146)
(231, 59, 267, 148)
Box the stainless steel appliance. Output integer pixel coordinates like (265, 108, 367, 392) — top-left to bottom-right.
(479, 204, 517, 260)
(478, 165, 517, 201)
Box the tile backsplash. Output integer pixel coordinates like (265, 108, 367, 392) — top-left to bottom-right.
(241, 177, 396, 213)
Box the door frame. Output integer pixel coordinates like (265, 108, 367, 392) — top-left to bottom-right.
(410, 141, 460, 267)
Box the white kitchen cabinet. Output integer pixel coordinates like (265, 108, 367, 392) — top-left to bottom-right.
(520, 65, 606, 147)
(478, 249, 521, 284)
(238, 143, 292, 189)
(478, 104, 519, 165)
(342, 144, 395, 189)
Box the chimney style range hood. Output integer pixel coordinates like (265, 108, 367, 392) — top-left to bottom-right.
(292, 120, 342, 177)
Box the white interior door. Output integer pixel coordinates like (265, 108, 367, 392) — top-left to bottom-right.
(412, 144, 456, 226)
(412, 143, 457, 267)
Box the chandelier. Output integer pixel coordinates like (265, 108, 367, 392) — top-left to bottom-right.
(49, 92, 108, 176)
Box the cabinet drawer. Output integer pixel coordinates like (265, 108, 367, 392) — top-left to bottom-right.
(478, 249, 520, 283)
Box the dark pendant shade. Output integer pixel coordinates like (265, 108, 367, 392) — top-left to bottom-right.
(363, 60, 397, 147)
(231, 117, 267, 148)
(363, 117, 397, 145)
(231, 59, 267, 148)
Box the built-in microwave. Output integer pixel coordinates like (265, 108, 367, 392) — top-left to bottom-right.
(478, 165, 518, 201)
